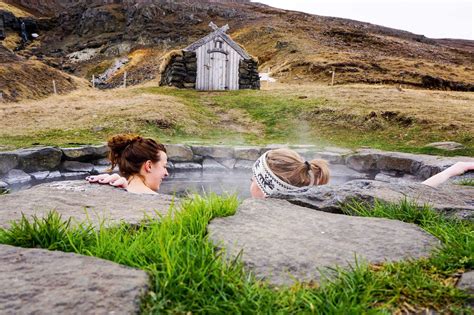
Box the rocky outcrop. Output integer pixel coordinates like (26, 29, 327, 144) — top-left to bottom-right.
(0, 180, 176, 229)
(0, 244, 148, 314)
(208, 198, 439, 286)
(277, 180, 474, 220)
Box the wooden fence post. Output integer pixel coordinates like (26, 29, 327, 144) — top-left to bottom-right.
(123, 71, 127, 88)
(92, 74, 95, 88)
(53, 80, 57, 94)
(331, 68, 335, 86)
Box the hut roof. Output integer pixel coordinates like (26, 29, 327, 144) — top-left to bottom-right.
(184, 24, 251, 60)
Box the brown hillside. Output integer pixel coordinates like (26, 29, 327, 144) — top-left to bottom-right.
(1, 0, 473, 101)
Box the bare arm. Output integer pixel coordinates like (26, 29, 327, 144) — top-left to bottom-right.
(422, 162, 474, 188)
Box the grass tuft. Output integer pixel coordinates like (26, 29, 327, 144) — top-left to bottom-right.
(456, 179, 474, 187)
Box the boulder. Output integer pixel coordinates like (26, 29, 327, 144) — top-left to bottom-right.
(425, 142, 465, 151)
(208, 199, 439, 286)
(276, 179, 474, 220)
(0, 180, 176, 229)
(234, 146, 262, 161)
(165, 144, 194, 162)
(0, 152, 19, 175)
(457, 271, 474, 294)
(191, 146, 234, 159)
(0, 244, 148, 314)
(15, 147, 62, 172)
(30, 171, 50, 181)
(61, 145, 109, 161)
(2, 169, 32, 185)
(61, 161, 95, 173)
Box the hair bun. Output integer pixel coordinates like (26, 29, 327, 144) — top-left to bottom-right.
(107, 134, 140, 154)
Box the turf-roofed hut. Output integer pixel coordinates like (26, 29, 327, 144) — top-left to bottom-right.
(160, 22, 260, 91)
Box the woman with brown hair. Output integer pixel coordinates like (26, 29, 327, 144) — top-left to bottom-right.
(86, 134, 169, 194)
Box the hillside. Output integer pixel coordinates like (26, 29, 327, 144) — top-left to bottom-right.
(1, 0, 473, 101)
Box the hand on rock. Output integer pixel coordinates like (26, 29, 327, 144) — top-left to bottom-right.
(86, 173, 128, 188)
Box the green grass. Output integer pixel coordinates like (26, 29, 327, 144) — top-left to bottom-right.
(210, 90, 474, 156)
(457, 179, 474, 187)
(0, 195, 472, 313)
(1, 87, 473, 156)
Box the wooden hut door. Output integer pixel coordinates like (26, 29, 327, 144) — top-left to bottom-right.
(209, 52, 228, 90)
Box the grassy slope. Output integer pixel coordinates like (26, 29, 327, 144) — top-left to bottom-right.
(0, 195, 472, 313)
(0, 84, 473, 156)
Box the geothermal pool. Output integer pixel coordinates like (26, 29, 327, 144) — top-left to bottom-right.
(4, 164, 370, 199)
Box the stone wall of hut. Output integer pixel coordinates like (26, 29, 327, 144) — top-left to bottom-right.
(239, 59, 260, 90)
(160, 51, 197, 89)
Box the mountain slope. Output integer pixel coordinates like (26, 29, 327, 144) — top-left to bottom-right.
(1, 0, 473, 101)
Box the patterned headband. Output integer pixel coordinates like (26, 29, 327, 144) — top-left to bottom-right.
(252, 152, 312, 197)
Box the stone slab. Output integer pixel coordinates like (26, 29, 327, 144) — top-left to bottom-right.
(15, 147, 62, 172)
(0, 244, 148, 314)
(208, 199, 439, 286)
(2, 169, 31, 185)
(61, 145, 108, 161)
(0, 152, 19, 175)
(0, 180, 177, 229)
(165, 144, 194, 162)
(457, 270, 474, 294)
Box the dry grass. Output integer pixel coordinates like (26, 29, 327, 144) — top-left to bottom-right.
(0, 2, 31, 17)
(0, 87, 201, 137)
(263, 82, 474, 136)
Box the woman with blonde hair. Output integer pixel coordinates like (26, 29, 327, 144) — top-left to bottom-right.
(250, 148, 330, 198)
(86, 134, 169, 194)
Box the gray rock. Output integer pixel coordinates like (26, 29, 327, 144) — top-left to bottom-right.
(202, 158, 227, 171)
(173, 162, 203, 171)
(15, 147, 62, 172)
(457, 271, 474, 294)
(94, 158, 111, 166)
(0, 152, 19, 175)
(92, 165, 114, 174)
(345, 150, 380, 172)
(61, 172, 90, 180)
(30, 171, 50, 181)
(0, 244, 148, 314)
(46, 171, 62, 180)
(234, 146, 262, 161)
(0, 181, 7, 191)
(234, 160, 254, 170)
(165, 144, 194, 162)
(61, 145, 108, 161)
(277, 179, 474, 220)
(0, 180, 177, 229)
(217, 159, 236, 169)
(2, 169, 32, 185)
(425, 141, 465, 151)
(61, 161, 95, 173)
(208, 199, 439, 286)
(191, 145, 234, 159)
